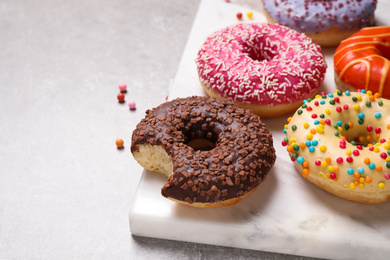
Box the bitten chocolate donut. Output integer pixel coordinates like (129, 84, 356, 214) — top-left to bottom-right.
(131, 96, 276, 207)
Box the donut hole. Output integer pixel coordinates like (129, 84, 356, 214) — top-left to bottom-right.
(242, 37, 278, 62)
(183, 123, 219, 151)
(337, 124, 382, 147)
(187, 138, 216, 151)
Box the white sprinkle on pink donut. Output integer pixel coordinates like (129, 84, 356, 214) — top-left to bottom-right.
(196, 23, 327, 106)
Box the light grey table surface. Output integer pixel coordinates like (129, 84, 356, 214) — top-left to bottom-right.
(0, 0, 317, 259)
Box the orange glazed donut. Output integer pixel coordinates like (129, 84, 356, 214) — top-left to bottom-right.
(334, 26, 390, 99)
(131, 96, 276, 208)
(283, 90, 390, 204)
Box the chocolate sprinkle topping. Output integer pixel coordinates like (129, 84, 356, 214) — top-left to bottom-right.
(131, 96, 276, 204)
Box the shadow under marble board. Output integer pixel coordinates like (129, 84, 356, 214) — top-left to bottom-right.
(130, 0, 390, 259)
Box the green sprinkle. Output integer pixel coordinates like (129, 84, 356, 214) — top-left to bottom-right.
(352, 96, 358, 102)
(379, 100, 383, 106)
(358, 119, 364, 125)
(292, 125, 297, 131)
(298, 109, 303, 115)
(344, 124, 350, 130)
(366, 101, 371, 107)
(329, 100, 335, 105)
(293, 144, 300, 151)
(334, 132, 339, 136)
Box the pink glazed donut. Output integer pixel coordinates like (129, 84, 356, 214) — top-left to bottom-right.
(196, 23, 327, 117)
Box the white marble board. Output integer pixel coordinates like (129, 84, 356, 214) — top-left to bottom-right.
(130, 0, 390, 259)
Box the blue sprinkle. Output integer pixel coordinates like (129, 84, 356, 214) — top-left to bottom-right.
(314, 120, 320, 125)
(360, 89, 366, 93)
(283, 129, 287, 134)
(358, 113, 365, 119)
(306, 141, 311, 147)
(328, 93, 334, 98)
(312, 140, 319, 146)
(297, 157, 304, 164)
(309, 146, 315, 153)
(358, 168, 364, 174)
(375, 112, 381, 118)
(347, 168, 354, 175)
(369, 163, 375, 170)
(303, 100, 308, 104)
(320, 100, 325, 105)
(337, 120, 342, 126)
(345, 90, 350, 96)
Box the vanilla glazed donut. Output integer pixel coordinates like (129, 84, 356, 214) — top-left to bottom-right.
(334, 26, 390, 99)
(131, 96, 276, 208)
(195, 23, 327, 118)
(282, 90, 390, 204)
(261, 0, 377, 47)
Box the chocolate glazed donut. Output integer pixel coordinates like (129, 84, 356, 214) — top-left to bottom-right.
(131, 96, 276, 207)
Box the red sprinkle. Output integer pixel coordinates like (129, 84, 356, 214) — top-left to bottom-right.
(336, 106, 342, 112)
(381, 153, 388, 159)
(367, 125, 373, 132)
(343, 104, 349, 110)
(330, 173, 336, 179)
(236, 12, 243, 19)
(315, 160, 321, 166)
(336, 157, 343, 163)
(117, 93, 125, 102)
(375, 127, 382, 134)
(346, 156, 353, 163)
(353, 150, 360, 156)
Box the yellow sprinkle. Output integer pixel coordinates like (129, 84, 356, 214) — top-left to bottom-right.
(374, 147, 380, 153)
(375, 142, 381, 146)
(357, 95, 362, 101)
(359, 136, 365, 142)
(304, 122, 309, 129)
(378, 183, 385, 189)
(247, 11, 253, 19)
(315, 94, 321, 99)
(359, 177, 365, 183)
(386, 158, 390, 162)
(290, 138, 296, 143)
(320, 145, 327, 152)
(367, 90, 372, 96)
(346, 150, 352, 156)
(328, 166, 334, 172)
(325, 109, 331, 115)
(359, 183, 365, 188)
(316, 125, 324, 134)
(307, 134, 313, 140)
(321, 161, 327, 168)
(338, 127, 343, 132)
(384, 143, 390, 150)
(350, 183, 356, 189)
(325, 173, 330, 179)
(284, 124, 288, 129)
(353, 104, 360, 110)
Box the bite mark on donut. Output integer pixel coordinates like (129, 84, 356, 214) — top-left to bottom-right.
(131, 96, 276, 207)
